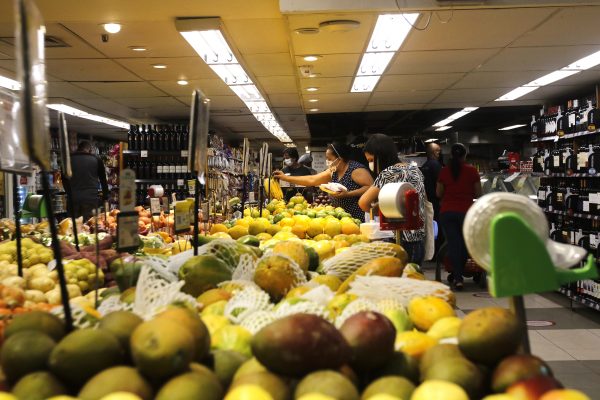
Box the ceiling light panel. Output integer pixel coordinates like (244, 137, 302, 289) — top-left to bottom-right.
(0, 75, 21, 91)
(47, 104, 128, 129)
(495, 86, 539, 101)
(177, 18, 293, 145)
(435, 126, 452, 131)
(499, 124, 527, 131)
(350, 13, 419, 93)
(432, 107, 479, 127)
(526, 70, 579, 87)
(563, 50, 600, 71)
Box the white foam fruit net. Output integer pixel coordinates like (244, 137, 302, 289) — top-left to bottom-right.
(322, 242, 404, 280)
(224, 286, 273, 324)
(333, 297, 408, 328)
(347, 275, 455, 306)
(51, 303, 99, 329)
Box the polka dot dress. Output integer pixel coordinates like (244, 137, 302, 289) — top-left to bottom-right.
(331, 160, 368, 222)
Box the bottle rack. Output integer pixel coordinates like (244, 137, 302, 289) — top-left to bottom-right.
(125, 124, 192, 206)
(532, 95, 600, 311)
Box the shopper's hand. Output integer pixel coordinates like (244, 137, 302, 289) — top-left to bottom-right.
(272, 170, 285, 180)
(329, 190, 347, 199)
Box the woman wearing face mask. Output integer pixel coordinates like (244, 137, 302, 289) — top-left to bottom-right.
(273, 143, 373, 221)
(281, 148, 313, 201)
(358, 134, 427, 265)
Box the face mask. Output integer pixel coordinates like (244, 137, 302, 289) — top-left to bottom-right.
(369, 161, 375, 172)
(326, 158, 339, 168)
(284, 159, 293, 167)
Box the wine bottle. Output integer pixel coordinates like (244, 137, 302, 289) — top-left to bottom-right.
(556, 106, 566, 137)
(536, 108, 545, 137)
(182, 125, 189, 150)
(128, 125, 135, 150)
(581, 100, 593, 131)
(169, 157, 176, 179)
(156, 156, 163, 178)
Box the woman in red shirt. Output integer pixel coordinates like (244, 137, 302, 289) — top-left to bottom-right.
(436, 143, 483, 290)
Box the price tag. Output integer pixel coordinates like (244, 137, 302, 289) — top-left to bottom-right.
(119, 169, 136, 212)
(150, 198, 161, 215)
(174, 201, 191, 233)
(583, 201, 590, 212)
(116, 211, 140, 253)
(188, 179, 196, 196)
(177, 179, 184, 187)
(141, 150, 148, 158)
(181, 150, 189, 158)
(161, 196, 170, 214)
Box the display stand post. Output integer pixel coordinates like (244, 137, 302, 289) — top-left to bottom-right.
(509, 296, 531, 354)
(93, 206, 100, 308)
(193, 177, 200, 256)
(11, 174, 23, 277)
(57, 112, 79, 252)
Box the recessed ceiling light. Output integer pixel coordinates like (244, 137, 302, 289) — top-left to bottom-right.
(319, 20, 361, 33)
(177, 80, 189, 86)
(48, 104, 128, 129)
(308, 73, 321, 78)
(103, 23, 121, 34)
(152, 64, 167, 69)
(435, 126, 452, 132)
(303, 55, 320, 62)
(432, 107, 479, 127)
(306, 87, 319, 92)
(308, 99, 319, 103)
(129, 46, 147, 51)
(309, 108, 319, 112)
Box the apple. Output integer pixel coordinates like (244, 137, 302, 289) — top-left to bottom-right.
(540, 389, 591, 400)
(507, 375, 563, 400)
(492, 354, 553, 392)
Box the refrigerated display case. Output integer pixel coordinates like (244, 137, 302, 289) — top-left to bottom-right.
(481, 172, 540, 200)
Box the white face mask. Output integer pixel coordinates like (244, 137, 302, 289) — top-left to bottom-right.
(326, 158, 339, 168)
(284, 159, 293, 167)
(369, 161, 375, 172)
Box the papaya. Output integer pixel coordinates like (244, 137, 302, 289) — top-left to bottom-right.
(237, 235, 260, 247)
(178, 255, 232, 297)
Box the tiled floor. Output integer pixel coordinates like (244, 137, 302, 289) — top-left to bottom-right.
(423, 264, 600, 399)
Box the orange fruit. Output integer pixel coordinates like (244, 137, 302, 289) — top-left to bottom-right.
(408, 296, 455, 331)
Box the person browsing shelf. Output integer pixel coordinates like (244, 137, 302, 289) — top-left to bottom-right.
(273, 143, 373, 221)
(280, 147, 312, 201)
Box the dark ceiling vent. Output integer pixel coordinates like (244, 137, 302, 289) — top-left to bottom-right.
(0, 35, 70, 48)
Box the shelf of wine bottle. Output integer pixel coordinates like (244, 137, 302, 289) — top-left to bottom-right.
(559, 287, 600, 311)
(531, 129, 600, 143)
(544, 208, 600, 221)
(542, 173, 600, 178)
(127, 124, 189, 152)
(135, 179, 186, 184)
(123, 150, 188, 157)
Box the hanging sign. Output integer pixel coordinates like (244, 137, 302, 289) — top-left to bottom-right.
(174, 200, 192, 233)
(119, 169, 136, 212)
(150, 198, 161, 216)
(116, 212, 140, 253)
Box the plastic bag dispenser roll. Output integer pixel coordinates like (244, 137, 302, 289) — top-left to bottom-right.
(378, 182, 415, 219)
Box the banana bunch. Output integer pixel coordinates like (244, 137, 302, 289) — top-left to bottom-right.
(264, 178, 283, 200)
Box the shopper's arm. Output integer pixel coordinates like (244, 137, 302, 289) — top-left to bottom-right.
(436, 182, 444, 199)
(273, 169, 330, 187)
(339, 168, 374, 199)
(359, 186, 380, 212)
(97, 157, 109, 200)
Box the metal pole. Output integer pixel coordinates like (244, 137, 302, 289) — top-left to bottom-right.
(193, 176, 200, 256)
(11, 174, 23, 277)
(65, 182, 79, 252)
(41, 171, 73, 331)
(509, 295, 530, 354)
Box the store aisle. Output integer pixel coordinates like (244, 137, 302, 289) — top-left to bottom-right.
(423, 264, 600, 399)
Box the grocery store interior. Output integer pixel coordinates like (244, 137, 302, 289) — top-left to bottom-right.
(2, 0, 600, 399)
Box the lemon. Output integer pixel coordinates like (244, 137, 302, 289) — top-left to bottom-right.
(297, 394, 336, 400)
(408, 296, 455, 331)
(309, 275, 342, 291)
(481, 396, 519, 400)
(411, 380, 468, 400)
(201, 314, 230, 337)
(427, 316, 462, 341)
(365, 396, 401, 400)
(211, 232, 233, 240)
(394, 331, 437, 358)
(225, 384, 274, 400)
(210, 224, 229, 234)
(99, 393, 143, 400)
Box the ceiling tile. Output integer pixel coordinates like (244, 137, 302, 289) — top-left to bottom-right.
(433, 88, 507, 104)
(378, 73, 463, 91)
(306, 93, 369, 106)
(364, 104, 426, 112)
(369, 90, 439, 105)
(48, 82, 102, 98)
(299, 77, 352, 94)
(511, 6, 600, 47)
(402, 8, 556, 51)
(243, 53, 295, 77)
(451, 71, 543, 89)
(73, 82, 166, 98)
(424, 101, 488, 110)
(153, 79, 232, 97)
(313, 104, 364, 113)
(66, 98, 137, 120)
(388, 49, 498, 75)
(478, 45, 600, 72)
(484, 99, 545, 107)
(268, 93, 302, 108)
(143, 105, 190, 119)
(226, 19, 290, 54)
(288, 13, 375, 55)
(296, 53, 360, 78)
(0, 60, 63, 81)
(115, 57, 215, 81)
(273, 107, 304, 115)
(202, 95, 246, 109)
(257, 76, 297, 94)
(112, 96, 182, 109)
(47, 59, 141, 81)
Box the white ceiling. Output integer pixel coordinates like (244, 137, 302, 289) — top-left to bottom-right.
(0, 1, 598, 146)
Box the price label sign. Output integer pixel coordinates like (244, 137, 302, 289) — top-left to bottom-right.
(181, 150, 189, 158)
(141, 150, 148, 158)
(161, 197, 170, 214)
(177, 179, 184, 187)
(116, 211, 140, 253)
(188, 179, 196, 196)
(174, 201, 191, 233)
(150, 198, 161, 216)
(119, 169, 136, 212)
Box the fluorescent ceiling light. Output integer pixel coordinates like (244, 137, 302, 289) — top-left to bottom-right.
(303, 55, 320, 62)
(177, 80, 189, 85)
(563, 50, 600, 71)
(309, 108, 319, 112)
(350, 13, 418, 93)
(526, 70, 579, 87)
(495, 48, 600, 101)
(210, 64, 252, 86)
(356, 52, 395, 76)
(179, 30, 238, 65)
(432, 107, 478, 127)
(368, 13, 419, 52)
(308, 99, 319, 103)
(0, 75, 21, 91)
(424, 138, 438, 143)
(495, 86, 539, 101)
(103, 23, 121, 33)
(351, 76, 381, 93)
(499, 124, 527, 131)
(152, 64, 167, 69)
(129, 46, 147, 52)
(306, 87, 319, 92)
(435, 126, 452, 131)
(48, 104, 128, 129)
(177, 18, 292, 143)
(284, 143, 296, 147)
